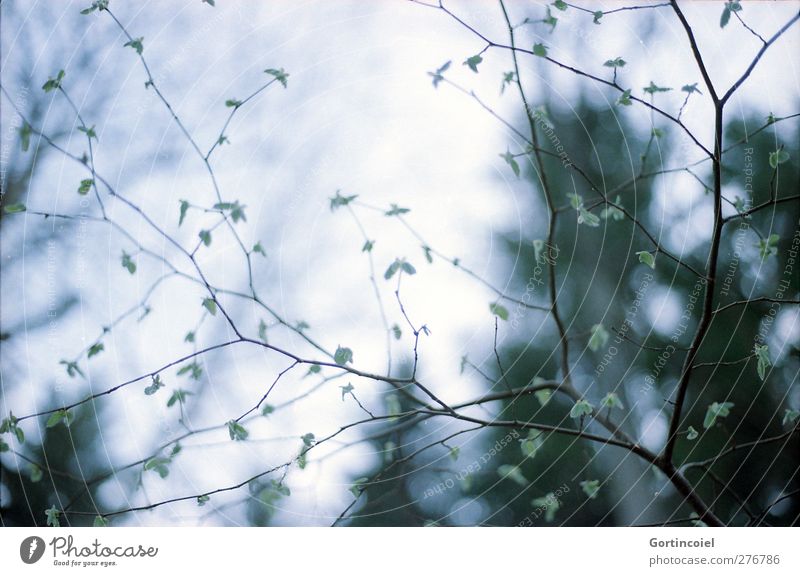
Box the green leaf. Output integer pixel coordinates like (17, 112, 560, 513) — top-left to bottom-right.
(87, 342, 104, 358)
(215, 200, 247, 223)
(570, 399, 594, 419)
(589, 324, 609, 352)
(500, 71, 515, 94)
(59, 360, 85, 379)
(167, 388, 193, 407)
(497, 464, 528, 486)
(578, 207, 600, 227)
(178, 361, 202, 380)
(144, 374, 164, 395)
(261, 404, 275, 416)
(334, 346, 353, 366)
(520, 430, 544, 458)
(42, 70, 65, 93)
(339, 383, 354, 401)
(533, 43, 548, 57)
(391, 324, 402, 340)
(769, 149, 790, 169)
(636, 251, 655, 269)
(535, 389, 552, 406)
(78, 179, 93, 195)
(19, 123, 32, 152)
(704, 401, 734, 429)
(0, 413, 23, 444)
(77, 125, 97, 140)
(600, 196, 624, 221)
(600, 392, 624, 410)
(754, 344, 770, 380)
(720, 5, 731, 28)
(225, 98, 242, 108)
(123, 37, 144, 55)
(490, 302, 509, 321)
(448, 446, 460, 461)
(179, 200, 189, 226)
(385, 203, 410, 216)
(93, 515, 108, 527)
(362, 239, 374, 252)
(592, 10, 603, 24)
(617, 89, 632, 106)
(258, 319, 268, 342)
(401, 261, 416, 275)
(144, 456, 171, 478)
(542, 7, 558, 30)
(121, 251, 136, 274)
(3, 203, 26, 214)
(580, 479, 600, 499)
(0, 437, 8, 452)
(264, 67, 289, 88)
(46, 409, 73, 428)
(384, 259, 401, 280)
(428, 60, 451, 88)
(499, 150, 521, 177)
(202, 298, 217, 316)
(643, 81, 672, 94)
(603, 57, 626, 68)
(682, 83, 701, 94)
(553, 0, 568, 10)
(46, 411, 63, 428)
(301, 433, 315, 447)
(783, 409, 800, 427)
(756, 234, 779, 260)
(463, 54, 483, 73)
(197, 495, 210, 506)
(349, 477, 369, 497)
(686, 426, 699, 440)
(198, 229, 212, 247)
(531, 493, 560, 522)
(253, 241, 267, 257)
(46, 506, 61, 527)
(227, 420, 249, 441)
(329, 190, 358, 211)
(80, 1, 108, 14)
(570, 193, 600, 227)
(257, 480, 290, 511)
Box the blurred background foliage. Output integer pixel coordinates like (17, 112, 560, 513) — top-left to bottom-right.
(348, 103, 799, 526)
(1, 1, 798, 527)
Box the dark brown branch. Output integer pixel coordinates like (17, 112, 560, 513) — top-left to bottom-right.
(713, 297, 800, 315)
(670, 1, 720, 103)
(720, 9, 800, 105)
